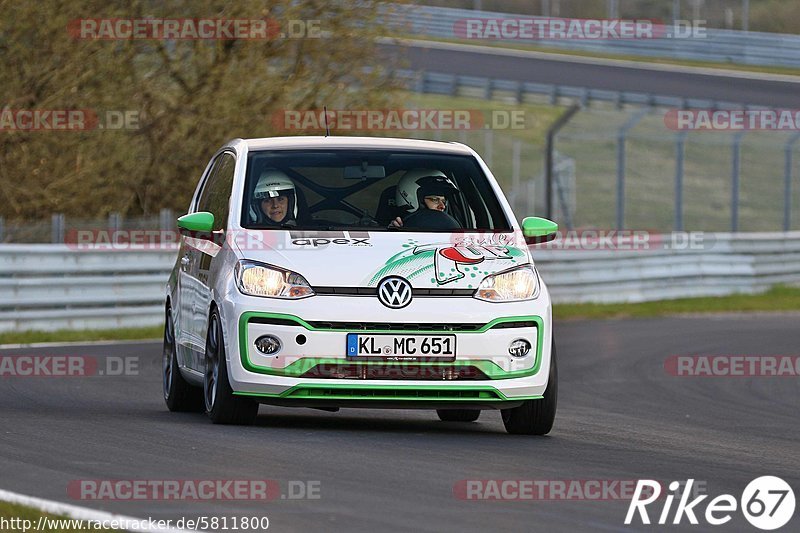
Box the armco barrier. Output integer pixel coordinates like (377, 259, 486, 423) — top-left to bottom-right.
(536, 232, 800, 303)
(0, 245, 177, 333)
(390, 4, 800, 69)
(1, 233, 799, 332)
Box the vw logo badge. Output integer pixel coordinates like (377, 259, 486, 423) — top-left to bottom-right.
(377, 277, 413, 309)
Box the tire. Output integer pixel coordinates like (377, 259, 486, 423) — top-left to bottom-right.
(163, 306, 204, 412)
(436, 409, 481, 422)
(501, 338, 558, 435)
(204, 310, 259, 425)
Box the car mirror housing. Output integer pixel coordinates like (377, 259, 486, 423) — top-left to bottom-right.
(177, 211, 215, 238)
(521, 217, 558, 244)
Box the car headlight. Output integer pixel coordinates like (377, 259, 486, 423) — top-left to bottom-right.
(474, 265, 540, 302)
(235, 260, 314, 299)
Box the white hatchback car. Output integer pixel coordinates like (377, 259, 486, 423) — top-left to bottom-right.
(164, 136, 559, 434)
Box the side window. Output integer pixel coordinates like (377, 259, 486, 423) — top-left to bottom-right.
(197, 153, 236, 230)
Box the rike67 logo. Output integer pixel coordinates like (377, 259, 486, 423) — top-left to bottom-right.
(626, 477, 795, 530)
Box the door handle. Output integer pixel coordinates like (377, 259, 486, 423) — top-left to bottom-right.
(180, 256, 190, 269)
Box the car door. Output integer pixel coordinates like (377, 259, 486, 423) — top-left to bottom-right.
(177, 153, 226, 368)
(187, 151, 237, 367)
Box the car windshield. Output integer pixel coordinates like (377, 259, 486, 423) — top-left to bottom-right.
(241, 149, 512, 232)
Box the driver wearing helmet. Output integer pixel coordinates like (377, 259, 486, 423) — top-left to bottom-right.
(252, 169, 300, 226)
(389, 169, 461, 229)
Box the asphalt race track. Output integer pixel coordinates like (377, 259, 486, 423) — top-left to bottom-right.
(0, 314, 798, 532)
(381, 41, 800, 108)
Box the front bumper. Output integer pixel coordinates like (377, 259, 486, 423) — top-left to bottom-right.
(220, 292, 553, 407)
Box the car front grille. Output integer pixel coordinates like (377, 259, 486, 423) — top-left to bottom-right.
(312, 286, 475, 297)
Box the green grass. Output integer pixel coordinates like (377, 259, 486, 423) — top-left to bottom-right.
(0, 501, 111, 532)
(0, 326, 161, 346)
(394, 91, 563, 210)
(402, 89, 800, 232)
(555, 285, 800, 320)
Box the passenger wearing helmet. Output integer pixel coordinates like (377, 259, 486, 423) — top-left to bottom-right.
(389, 169, 461, 229)
(252, 169, 299, 226)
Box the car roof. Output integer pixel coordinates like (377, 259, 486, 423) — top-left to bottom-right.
(234, 136, 475, 155)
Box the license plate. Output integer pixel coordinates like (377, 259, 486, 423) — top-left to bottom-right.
(346, 334, 456, 361)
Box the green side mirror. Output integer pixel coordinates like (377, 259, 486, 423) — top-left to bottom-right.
(177, 211, 215, 234)
(521, 217, 558, 244)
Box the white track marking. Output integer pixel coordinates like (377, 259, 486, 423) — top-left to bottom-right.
(0, 488, 201, 532)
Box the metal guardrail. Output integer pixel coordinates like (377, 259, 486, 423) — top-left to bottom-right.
(0, 245, 177, 332)
(536, 232, 800, 303)
(2, 234, 799, 332)
(394, 68, 760, 110)
(392, 4, 800, 69)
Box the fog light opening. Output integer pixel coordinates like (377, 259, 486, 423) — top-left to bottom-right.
(508, 339, 531, 358)
(255, 335, 282, 355)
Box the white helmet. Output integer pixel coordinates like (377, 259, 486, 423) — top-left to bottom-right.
(395, 169, 458, 214)
(253, 169, 297, 224)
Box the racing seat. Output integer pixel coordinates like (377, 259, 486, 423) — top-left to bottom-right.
(375, 185, 406, 225)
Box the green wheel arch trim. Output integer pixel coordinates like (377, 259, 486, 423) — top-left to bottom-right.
(237, 312, 544, 379)
(233, 383, 544, 402)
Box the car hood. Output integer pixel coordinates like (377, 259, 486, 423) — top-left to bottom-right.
(233, 229, 530, 289)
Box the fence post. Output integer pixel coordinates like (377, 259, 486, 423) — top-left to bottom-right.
(784, 133, 800, 231)
(545, 104, 581, 221)
(0, 216, 4, 242)
(160, 208, 174, 231)
(484, 129, 493, 167)
(511, 140, 521, 213)
(607, 0, 619, 19)
(742, 0, 749, 31)
(51, 213, 65, 243)
(731, 132, 745, 232)
(616, 108, 649, 230)
(674, 132, 687, 231)
(109, 212, 122, 234)
(616, 131, 625, 230)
